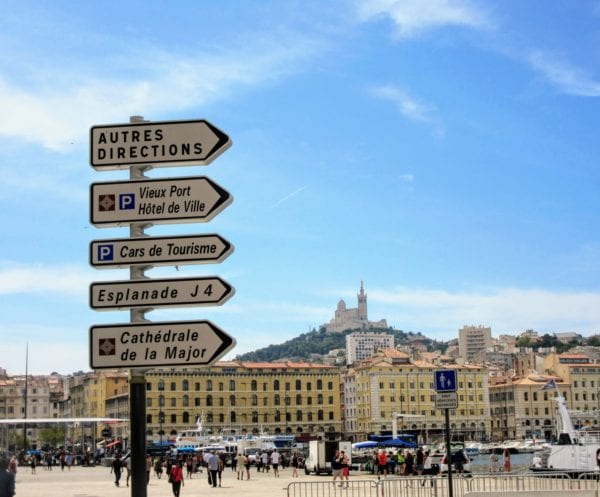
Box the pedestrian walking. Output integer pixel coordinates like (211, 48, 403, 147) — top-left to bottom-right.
(502, 449, 511, 473)
(110, 453, 122, 487)
(489, 450, 499, 473)
(270, 449, 281, 477)
(236, 453, 246, 480)
(340, 450, 350, 488)
(207, 451, 219, 487)
(169, 460, 184, 497)
(154, 457, 164, 479)
(291, 452, 299, 477)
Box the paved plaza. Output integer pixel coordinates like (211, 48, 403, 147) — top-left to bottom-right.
(11, 464, 329, 497)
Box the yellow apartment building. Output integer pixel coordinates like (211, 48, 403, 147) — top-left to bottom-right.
(348, 350, 490, 442)
(144, 360, 342, 440)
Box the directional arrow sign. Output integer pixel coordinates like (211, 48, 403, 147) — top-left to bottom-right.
(90, 234, 234, 269)
(90, 176, 232, 227)
(90, 276, 234, 311)
(90, 320, 236, 369)
(90, 119, 231, 169)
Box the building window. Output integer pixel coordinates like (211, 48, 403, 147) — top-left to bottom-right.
(171, 382, 177, 391)
(170, 414, 177, 423)
(206, 395, 213, 406)
(182, 380, 189, 391)
(317, 394, 323, 405)
(195, 382, 200, 391)
(159, 395, 165, 407)
(251, 380, 257, 391)
(158, 380, 165, 391)
(231, 411, 236, 423)
(183, 395, 189, 407)
(230, 380, 235, 391)
(230, 395, 236, 406)
(195, 398, 201, 407)
(274, 394, 280, 406)
(317, 379, 323, 390)
(296, 394, 302, 405)
(206, 380, 212, 391)
(252, 394, 258, 406)
(183, 412, 190, 423)
(170, 398, 176, 407)
(297, 410, 303, 421)
(274, 380, 280, 391)
(219, 382, 224, 392)
(318, 410, 324, 421)
(296, 380, 302, 390)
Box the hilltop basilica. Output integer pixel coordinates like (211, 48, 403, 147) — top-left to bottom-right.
(324, 281, 388, 332)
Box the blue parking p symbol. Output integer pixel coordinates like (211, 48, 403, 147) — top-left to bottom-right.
(97, 244, 114, 261)
(119, 193, 135, 210)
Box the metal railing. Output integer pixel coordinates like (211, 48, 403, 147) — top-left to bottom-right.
(286, 472, 600, 497)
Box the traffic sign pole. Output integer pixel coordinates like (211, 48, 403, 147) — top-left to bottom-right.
(128, 116, 150, 497)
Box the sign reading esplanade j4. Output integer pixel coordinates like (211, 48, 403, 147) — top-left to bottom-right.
(90, 276, 234, 310)
(90, 320, 236, 369)
(90, 176, 232, 227)
(90, 119, 231, 169)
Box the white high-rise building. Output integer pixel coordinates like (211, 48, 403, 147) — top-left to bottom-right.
(346, 332, 394, 365)
(458, 325, 492, 362)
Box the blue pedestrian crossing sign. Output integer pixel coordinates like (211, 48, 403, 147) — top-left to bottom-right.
(434, 369, 457, 392)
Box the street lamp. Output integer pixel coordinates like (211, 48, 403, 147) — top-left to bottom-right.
(158, 411, 165, 447)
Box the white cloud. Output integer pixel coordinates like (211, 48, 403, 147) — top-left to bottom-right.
(369, 286, 600, 335)
(0, 262, 94, 296)
(0, 35, 324, 152)
(527, 50, 600, 97)
(370, 84, 444, 134)
(356, 0, 490, 38)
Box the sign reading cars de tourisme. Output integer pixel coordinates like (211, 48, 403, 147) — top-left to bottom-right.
(90, 119, 231, 169)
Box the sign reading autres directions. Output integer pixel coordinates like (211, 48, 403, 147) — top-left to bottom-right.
(90, 119, 231, 169)
(90, 320, 236, 369)
(90, 276, 234, 311)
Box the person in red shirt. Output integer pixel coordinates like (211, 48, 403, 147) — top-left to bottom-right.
(169, 460, 184, 497)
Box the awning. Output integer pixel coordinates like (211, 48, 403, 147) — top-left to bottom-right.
(105, 440, 121, 448)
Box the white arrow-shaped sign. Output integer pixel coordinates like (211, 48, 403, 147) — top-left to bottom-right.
(90, 119, 231, 169)
(90, 176, 232, 227)
(90, 320, 236, 369)
(90, 234, 234, 268)
(90, 276, 234, 311)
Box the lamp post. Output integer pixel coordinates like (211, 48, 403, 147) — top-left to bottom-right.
(158, 411, 165, 447)
(285, 396, 290, 434)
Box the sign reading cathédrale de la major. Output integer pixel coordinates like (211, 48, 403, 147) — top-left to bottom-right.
(90, 276, 234, 310)
(90, 176, 232, 227)
(90, 119, 231, 169)
(90, 320, 236, 369)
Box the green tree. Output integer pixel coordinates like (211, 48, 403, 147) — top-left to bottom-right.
(38, 425, 66, 448)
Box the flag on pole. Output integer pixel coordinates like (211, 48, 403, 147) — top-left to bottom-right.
(541, 378, 557, 391)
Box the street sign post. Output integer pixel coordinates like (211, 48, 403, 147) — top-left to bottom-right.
(434, 369, 458, 497)
(434, 369, 457, 392)
(90, 320, 235, 369)
(90, 119, 231, 169)
(90, 176, 232, 227)
(90, 276, 234, 310)
(90, 234, 234, 268)
(435, 392, 458, 410)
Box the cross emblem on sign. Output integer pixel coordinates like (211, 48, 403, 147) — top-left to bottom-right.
(98, 194, 115, 211)
(98, 338, 116, 356)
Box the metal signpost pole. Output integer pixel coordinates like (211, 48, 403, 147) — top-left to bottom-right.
(445, 408, 453, 497)
(129, 116, 151, 497)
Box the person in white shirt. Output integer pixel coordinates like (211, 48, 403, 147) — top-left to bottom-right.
(270, 449, 281, 477)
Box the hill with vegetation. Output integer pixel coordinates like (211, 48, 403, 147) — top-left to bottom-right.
(234, 327, 447, 362)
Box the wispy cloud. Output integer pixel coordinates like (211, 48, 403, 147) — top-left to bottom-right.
(368, 286, 600, 334)
(356, 0, 490, 38)
(0, 34, 325, 152)
(527, 49, 600, 97)
(370, 84, 444, 134)
(0, 262, 97, 297)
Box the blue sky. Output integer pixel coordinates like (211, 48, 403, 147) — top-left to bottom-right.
(1, 0, 599, 374)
